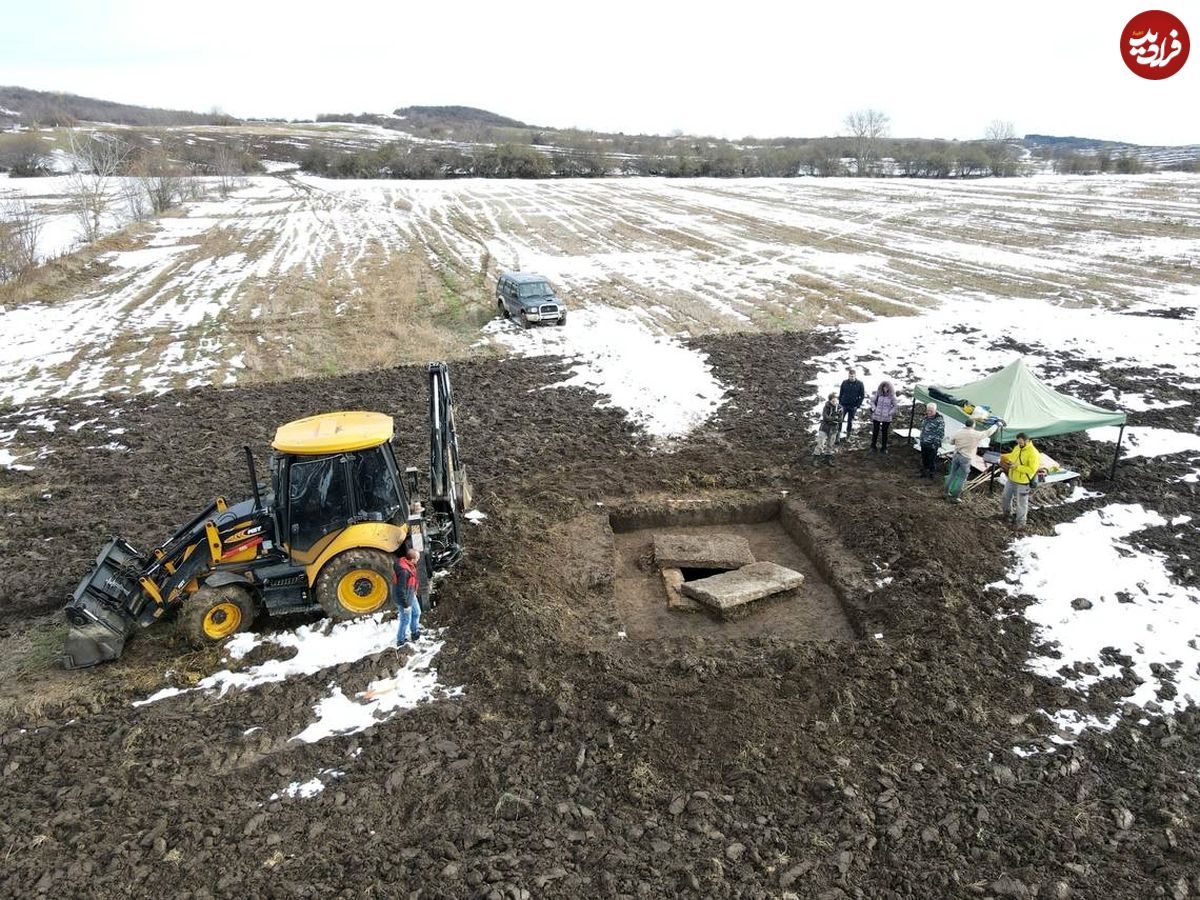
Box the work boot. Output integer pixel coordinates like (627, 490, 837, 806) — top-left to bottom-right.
(411, 630, 422, 641)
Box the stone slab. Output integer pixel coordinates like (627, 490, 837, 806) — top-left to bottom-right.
(652, 533, 755, 571)
(680, 561, 805, 616)
(661, 567, 704, 612)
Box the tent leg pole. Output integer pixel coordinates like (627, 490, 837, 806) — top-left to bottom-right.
(1109, 424, 1125, 480)
(907, 399, 916, 436)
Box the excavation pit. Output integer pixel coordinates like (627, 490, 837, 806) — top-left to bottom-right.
(609, 495, 867, 641)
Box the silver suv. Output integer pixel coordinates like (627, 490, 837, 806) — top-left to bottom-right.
(496, 272, 567, 328)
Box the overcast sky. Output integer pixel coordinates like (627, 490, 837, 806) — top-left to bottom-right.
(1, 0, 1195, 144)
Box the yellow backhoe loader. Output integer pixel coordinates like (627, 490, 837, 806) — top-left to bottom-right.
(62, 363, 470, 668)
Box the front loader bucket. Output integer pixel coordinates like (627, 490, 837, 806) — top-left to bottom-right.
(62, 537, 146, 669)
(63, 620, 129, 669)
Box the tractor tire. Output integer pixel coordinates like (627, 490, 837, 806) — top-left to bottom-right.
(178, 584, 255, 648)
(315, 548, 394, 621)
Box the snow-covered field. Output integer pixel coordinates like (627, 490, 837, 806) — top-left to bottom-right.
(2, 172, 1198, 416)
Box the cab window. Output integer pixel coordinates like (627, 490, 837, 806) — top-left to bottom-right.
(288, 456, 350, 551)
(350, 447, 401, 517)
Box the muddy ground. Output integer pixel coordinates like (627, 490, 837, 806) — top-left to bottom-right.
(0, 329, 1198, 899)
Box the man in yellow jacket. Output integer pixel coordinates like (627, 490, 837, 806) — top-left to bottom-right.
(1000, 432, 1041, 529)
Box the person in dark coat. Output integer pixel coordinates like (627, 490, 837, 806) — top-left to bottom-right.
(869, 380, 899, 453)
(837, 368, 866, 443)
(918, 403, 944, 479)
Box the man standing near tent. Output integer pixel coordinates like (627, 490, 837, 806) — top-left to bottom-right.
(1000, 433, 1041, 529)
(946, 416, 1001, 502)
(838, 367, 865, 444)
(917, 403, 944, 480)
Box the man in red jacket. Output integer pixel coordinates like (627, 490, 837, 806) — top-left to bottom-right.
(393, 547, 423, 645)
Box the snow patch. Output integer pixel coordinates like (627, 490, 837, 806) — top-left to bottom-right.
(1087, 426, 1200, 459)
(270, 768, 344, 800)
(136, 613, 404, 704)
(990, 503, 1200, 728)
(482, 306, 726, 441)
(292, 637, 460, 744)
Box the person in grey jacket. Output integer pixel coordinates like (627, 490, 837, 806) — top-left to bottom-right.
(869, 380, 899, 453)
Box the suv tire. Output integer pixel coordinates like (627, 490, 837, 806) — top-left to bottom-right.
(497, 298, 508, 319)
(519, 310, 531, 329)
(556, 311, 567, 326)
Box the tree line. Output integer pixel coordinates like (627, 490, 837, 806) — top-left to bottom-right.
(0, 86, 238, 128)
(0, 130, 261, 283)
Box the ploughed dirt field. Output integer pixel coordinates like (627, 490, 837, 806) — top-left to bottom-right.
(0, 330, 1198, 899)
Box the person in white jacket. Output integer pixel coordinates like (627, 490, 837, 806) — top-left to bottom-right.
(946, 418, 1000, 502)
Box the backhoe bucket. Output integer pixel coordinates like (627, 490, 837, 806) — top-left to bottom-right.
(62, 537, 146, 669)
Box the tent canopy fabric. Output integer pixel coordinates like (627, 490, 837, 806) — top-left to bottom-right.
(913, 358, 1126, 442)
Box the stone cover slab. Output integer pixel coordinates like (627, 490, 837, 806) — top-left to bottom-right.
(652, 533, 755, 570)
(680, 561, 805, 616)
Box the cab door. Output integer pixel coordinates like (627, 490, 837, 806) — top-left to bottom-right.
(285, 455, 352, 558)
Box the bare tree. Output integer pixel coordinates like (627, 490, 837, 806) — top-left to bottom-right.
(213, 144, 244, 197)
(844, 109, 890, 177)
(119, 177, 150, 221)
(0, 200, 43, 281)
(133, 150, 186, 214)
(69, 130, 130, 177)
(65, 131, 130, 243)
(983, 120, 1020, 176)
(984, 120, 1017, 144)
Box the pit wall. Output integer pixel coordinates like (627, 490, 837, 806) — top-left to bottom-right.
(606, 493, 872, 637)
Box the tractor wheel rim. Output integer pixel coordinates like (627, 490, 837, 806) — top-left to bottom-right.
(203, 602, 242, 639)
(337, 568, 387, 613)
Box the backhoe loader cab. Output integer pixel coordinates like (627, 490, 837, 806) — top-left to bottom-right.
(63, 364, 469, 669)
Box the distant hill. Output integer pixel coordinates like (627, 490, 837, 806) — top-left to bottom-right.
(314, 105, 534, 141)
(0, 86, 239, 127)
(393, 106, 530, 130)
(1025, 133, 1200, 170)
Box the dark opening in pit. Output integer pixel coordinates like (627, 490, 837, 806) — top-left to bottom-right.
(678, 567, 727, 582)
(607, 495, 866, 642)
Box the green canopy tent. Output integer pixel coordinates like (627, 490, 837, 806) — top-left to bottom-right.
(908, 358, 1128, 478)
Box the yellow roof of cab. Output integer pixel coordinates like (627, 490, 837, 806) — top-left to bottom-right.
(272, 411, 394, 455)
